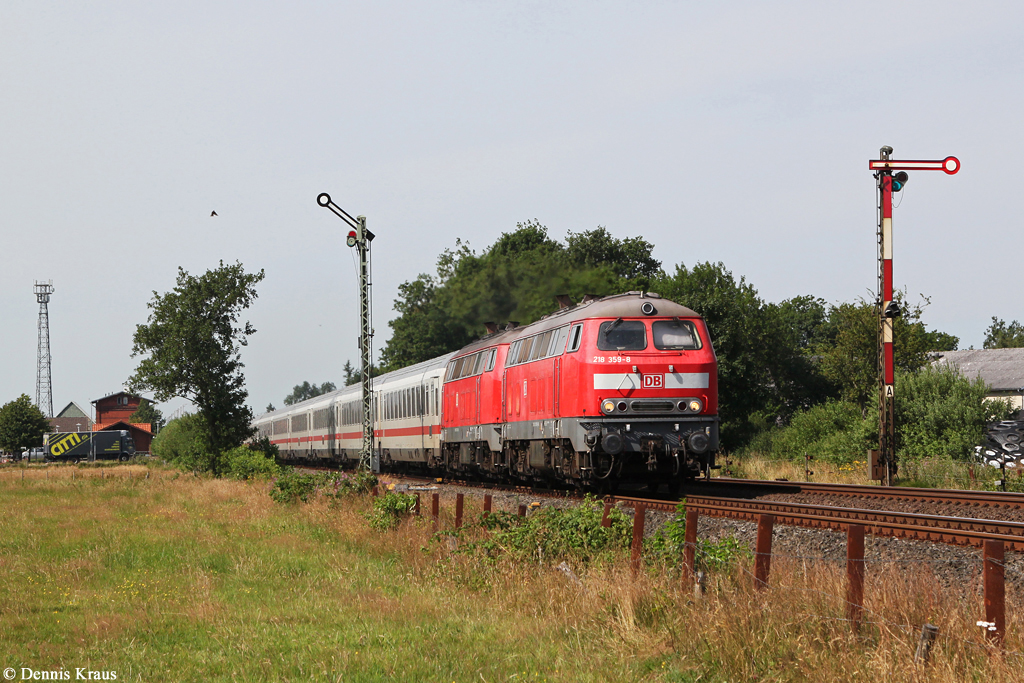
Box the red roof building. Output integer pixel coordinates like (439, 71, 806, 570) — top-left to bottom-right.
(91, 392, 154, 453)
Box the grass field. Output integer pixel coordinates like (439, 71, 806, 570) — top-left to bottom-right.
(0, 463, 1020, 682)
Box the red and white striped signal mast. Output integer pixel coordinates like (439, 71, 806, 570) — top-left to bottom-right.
(868, 147, 959, 485)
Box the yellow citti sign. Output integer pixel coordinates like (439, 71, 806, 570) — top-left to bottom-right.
(47, 432, 91, 457)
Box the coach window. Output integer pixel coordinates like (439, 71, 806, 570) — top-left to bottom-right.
(598, 319, 647, 351)
(567, 324, 583, 352)
(652, 319, 702, 350)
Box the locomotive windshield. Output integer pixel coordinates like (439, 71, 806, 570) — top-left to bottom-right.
(597, 320, 647, 351)
(652, 320, 702, 350)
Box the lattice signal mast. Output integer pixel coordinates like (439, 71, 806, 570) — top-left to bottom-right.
(34, 280, 55, 418)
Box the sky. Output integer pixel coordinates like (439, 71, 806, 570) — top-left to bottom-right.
(2, 1, 1022, 421)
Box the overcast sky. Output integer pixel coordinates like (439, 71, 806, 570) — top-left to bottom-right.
(2, 1, 1022, 420)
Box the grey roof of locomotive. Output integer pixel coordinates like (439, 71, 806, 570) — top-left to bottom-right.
(449, 292, 701, 358)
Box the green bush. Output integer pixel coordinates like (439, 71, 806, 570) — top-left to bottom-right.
(475, 495, 633, 564)
(744, 400, 871, 464)
(151, 413, 206, 464)
(269, 469, 377, 504)
(647, 503, 746, 572)
(894, 364, 1015, 461)
(365, 492, 418, 531)
(224, 446, 280, 480)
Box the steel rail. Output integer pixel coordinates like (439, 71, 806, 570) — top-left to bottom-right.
(607, 494, 1024, 551)
(704, 478, 1024, 508)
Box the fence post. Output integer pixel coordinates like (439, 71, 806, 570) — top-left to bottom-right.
(914, 624, 939, 665)
(601, 500, 612, 528)
(455, 493, 464, 529)
(414, 493, 421, 516)
(371, 485, 379, 497)
(984, 539, 1005, 646)
(483, 493, 492, 519)
(518, 504, 527, 517)
(846, 524, 865, 632)
(754, 514, 774, 589)
(431, 493, 440, 531)
(631, 505, 646, 576)
(682, 508, 698, 585)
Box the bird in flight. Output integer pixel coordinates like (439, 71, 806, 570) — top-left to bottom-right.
(211, 211, 218, 217)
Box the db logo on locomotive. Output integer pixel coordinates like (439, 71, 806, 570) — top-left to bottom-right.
(642, 374, 663, 389)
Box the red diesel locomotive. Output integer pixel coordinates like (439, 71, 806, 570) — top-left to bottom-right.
(254, 291, 719, 489)
(440, 291, 718, 488)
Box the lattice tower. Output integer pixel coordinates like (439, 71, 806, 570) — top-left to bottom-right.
(34, 281, 54, 418)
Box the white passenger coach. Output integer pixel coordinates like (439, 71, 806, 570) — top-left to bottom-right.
(252, 354, 453, 469)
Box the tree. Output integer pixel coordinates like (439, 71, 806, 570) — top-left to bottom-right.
(0, 394, 51, 454)
(984, 317, 1024, 349)
(129, 398, 165, 434)
(127, 261, 265, 469)
(283, 381, 337, 406)
(265, 403, 276, 413)
(380, 221, 657, 371)
(342, 360, 381, 386)
(812, 293, 958, 412)
(565, 226, 661, 285)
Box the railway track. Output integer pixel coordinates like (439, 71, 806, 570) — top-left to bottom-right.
(701, 477, 1024, 509)
(607, 493, 1024, 551)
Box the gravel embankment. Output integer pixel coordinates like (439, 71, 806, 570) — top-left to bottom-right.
(373, 474, 1024, 589)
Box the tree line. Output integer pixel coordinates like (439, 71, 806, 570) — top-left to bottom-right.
(7, 222, 1020, 468)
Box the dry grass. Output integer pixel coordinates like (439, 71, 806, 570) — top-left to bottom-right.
(0, 462, 1020, 681)
(724, 452, 1004, 491)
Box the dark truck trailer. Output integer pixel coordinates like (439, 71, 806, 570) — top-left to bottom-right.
(44, 431, 136, 462)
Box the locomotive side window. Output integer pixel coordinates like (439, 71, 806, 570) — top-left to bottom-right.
(529, 331, 551, 361)
(652, 320, 702, 350)
(518, 337, 535, 364)
(485, 348, 496, 371)
(567, 324, 583, 352)
(597, 319, 647, 351)
(550, 325, 570, 356)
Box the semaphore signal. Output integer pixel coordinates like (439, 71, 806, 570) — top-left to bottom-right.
(868, 146, 960, 485)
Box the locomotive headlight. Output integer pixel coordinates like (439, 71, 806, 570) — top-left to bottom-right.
(602, 400, 616, 414)
(689, 400, 702, 412)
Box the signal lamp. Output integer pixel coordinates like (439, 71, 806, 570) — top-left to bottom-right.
(346, 230, 358, 248)
(892, 171, 909, 192)
(883, 301, 902, 319)
(602, 400, 616, 414)
(617, 401, 628, 412)
(689, 400, 702, 412)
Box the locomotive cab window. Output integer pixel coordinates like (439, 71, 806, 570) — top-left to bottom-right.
(597, 319, 647, 351)
(652, 319, 702, 350)
(567, 324, 583, 352)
